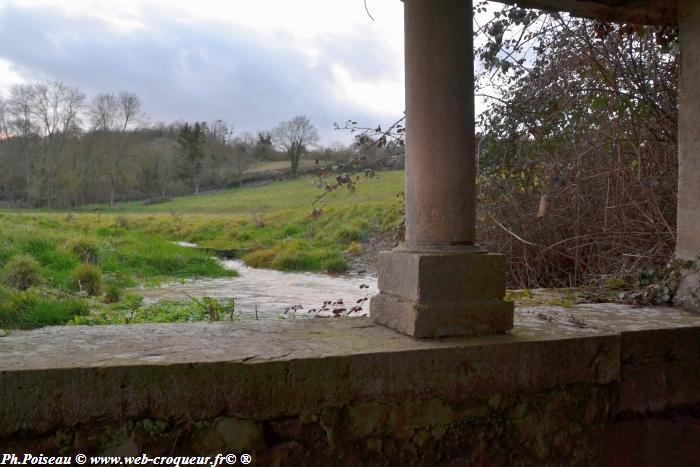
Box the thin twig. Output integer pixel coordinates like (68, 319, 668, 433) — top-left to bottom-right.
(488, 213, 543, 248)
(363, 0, 375, 21)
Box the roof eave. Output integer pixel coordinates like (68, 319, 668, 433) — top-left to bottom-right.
(493, 0, 678, 26)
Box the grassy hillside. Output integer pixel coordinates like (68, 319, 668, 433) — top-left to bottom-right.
(111, 170, 405, 214)
(109, 171, 406, 271)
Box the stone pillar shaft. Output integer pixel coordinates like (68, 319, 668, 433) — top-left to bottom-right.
(675, 0, 700, 312)
(678, 0, 700, 262)
(370, 0, 513, 338)
(404, 0, 475, 247)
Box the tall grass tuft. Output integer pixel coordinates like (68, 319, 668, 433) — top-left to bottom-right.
(1, 255, 44, 290)
(0, 286, 88, 329)
(68, 238, 99, 264)
(72, 264, 103, 296)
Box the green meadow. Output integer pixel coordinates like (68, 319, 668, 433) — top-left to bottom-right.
(94, 170, 405, 271)
(110, 170, 404, 215)
(0, 171, 405, 329)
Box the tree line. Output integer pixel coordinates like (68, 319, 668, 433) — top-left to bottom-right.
(0, 82, 337, 208)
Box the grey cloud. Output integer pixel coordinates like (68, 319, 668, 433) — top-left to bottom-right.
(0, 5, 403, 143)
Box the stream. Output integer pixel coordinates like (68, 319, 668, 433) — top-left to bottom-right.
(138, 255, 378, 320)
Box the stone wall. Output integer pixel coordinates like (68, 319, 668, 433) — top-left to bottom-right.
(1, 305, 699, 465)
(0, 386, 619, 465)
(3, 385, 699, 465)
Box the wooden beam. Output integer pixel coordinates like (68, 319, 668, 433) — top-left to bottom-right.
(494, 0, 678, 25)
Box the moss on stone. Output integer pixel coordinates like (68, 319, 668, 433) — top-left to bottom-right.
(137, 419, 169, 440)
(215, 417, 264, 452)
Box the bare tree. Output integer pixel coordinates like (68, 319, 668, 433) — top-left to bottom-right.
(18, 81, 84, 206)
(0, 96, 8, 140)
(272, 115, 319, 178)
(226, 133, 258, 187)
(0, 95, 16, 203)
(31, 81, 84, 140)
(90, 93, 118, 132)
(5, 85, 37, 203)
(89, 91, 145, 207)
(203, 119, 233, 186)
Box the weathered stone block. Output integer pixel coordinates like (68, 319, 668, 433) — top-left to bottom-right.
(371, 249, 513, 337)
(370, 293, 514, 338)
(377, 250, 507, 301)
(675, 263, 700, 312)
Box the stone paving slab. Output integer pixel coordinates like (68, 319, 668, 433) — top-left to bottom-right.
(519, 303, 700, 333)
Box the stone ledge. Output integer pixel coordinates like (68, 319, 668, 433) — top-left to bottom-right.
(0, 304, 699, 440)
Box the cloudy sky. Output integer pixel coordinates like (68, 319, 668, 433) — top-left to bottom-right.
(0, 0, 408, 144)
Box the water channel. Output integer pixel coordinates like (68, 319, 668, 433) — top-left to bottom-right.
(138, 255, 378, 320)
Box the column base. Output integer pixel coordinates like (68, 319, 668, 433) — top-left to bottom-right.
(370, 246, 514, 338)
(675, 260, 700, 313)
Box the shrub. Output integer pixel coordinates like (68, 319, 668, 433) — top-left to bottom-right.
(346, 241, 363, 256)
(282, 224, 302, 237)
(73, 296, 235, 325)
(23, 238, 56, 257)
(190, 296, 236, 322)
(334, 226, 368, 244)
(1, 255, 43, 290)
(142, 196, 171, 205)
(116, 215, 130, 229)
(69, 238, 99, 264)
(72, 263, 103, 296)
(270, 249, 323, 271)
(243, 248, 279, 269)
(0, 286, 89, 329)
(324, 257, 348, 273)
(103, 283, 122, 303)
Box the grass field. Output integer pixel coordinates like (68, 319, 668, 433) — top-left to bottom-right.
(242, 159, 329, 174)
(0, 211, 238, 329)
(111, 171, 406, 271)
(110, 170, 405, 214)
(0, 171, 405, 329)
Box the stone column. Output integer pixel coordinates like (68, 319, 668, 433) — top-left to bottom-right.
(370, 0, 513, 337)
(675, 0, 700, 312)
